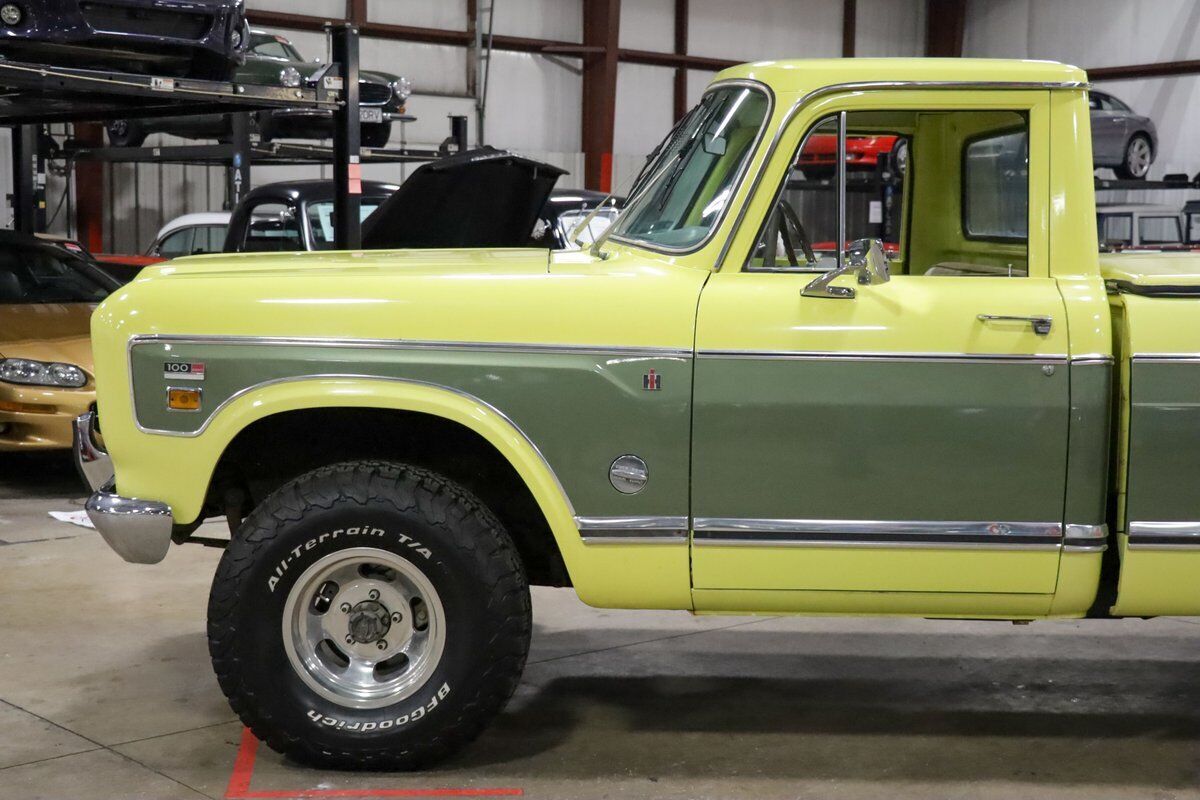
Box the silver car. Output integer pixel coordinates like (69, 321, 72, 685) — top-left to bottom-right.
(1090, 90, 1157, 180)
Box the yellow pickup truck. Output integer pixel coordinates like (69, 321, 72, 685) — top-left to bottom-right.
(75, 58, 1200, 769)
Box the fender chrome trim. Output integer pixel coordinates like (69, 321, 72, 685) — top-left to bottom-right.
(128, 333, 693, 360)
(575, 516, 689, 545)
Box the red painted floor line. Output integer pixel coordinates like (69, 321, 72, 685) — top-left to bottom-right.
(224, 727, 524, 799)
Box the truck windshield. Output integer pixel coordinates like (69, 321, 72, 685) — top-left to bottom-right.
(608, 84, 769, 252)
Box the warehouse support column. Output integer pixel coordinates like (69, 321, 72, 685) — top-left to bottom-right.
(331, 22, 362, 249)
(73, 122, 105, 252)
(581, 0, 620, 192)
(925, 0, 965, 57)
(11, 124, 43, 234)
(226, 112, 251, 210)
(673, 0, 688, 121)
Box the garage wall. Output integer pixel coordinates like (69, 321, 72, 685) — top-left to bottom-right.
(18, 0, 926, 251)
(964, 0, 1200, 184)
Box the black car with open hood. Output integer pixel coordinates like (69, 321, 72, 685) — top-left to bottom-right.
(362, 147, 566, 249)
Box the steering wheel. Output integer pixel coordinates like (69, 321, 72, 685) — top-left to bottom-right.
(777, 201, 816, 266)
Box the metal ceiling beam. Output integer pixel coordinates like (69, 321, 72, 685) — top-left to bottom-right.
(1087, 59, 1200, 81)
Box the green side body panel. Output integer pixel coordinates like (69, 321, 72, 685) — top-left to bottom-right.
(1064, 363, 1113, 526)
(691, 358, 1069, 521)
(132, 341, 692, 517)
(1127, 360, 1200, 523)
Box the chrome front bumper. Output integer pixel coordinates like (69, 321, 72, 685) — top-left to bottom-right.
(73, 412, 174, 564)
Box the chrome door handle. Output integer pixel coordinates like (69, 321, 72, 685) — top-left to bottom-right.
(977, 314, 1053, 335)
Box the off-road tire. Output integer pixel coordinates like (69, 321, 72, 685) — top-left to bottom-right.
(208, 460, 531, 769)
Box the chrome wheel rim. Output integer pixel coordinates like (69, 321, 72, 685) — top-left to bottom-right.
(1127, 137, 1151, 177)
(282, 547, 446, 709)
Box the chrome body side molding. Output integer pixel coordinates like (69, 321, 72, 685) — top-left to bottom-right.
(696, 349, 1068, 365)
(692, 518, 1064, 550)
(1127, 521, 1200, 549)
(574, 516, 689, 545)
(1063, 523, 1109, 552)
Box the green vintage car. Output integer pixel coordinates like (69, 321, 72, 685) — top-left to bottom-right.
(105, 29, 410, 148)
(75, 58, 1200, 769)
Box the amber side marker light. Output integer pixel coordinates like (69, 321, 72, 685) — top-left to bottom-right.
(167, 387, 202, 411)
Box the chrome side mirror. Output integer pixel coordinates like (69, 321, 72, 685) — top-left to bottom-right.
(801, 238, 891, 299)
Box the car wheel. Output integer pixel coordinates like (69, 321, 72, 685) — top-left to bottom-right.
(207, 460, 531, 769)
(106, 119, 147, 148)
(891, 138, 909, 178)
(362, 122, 393, 149)
(1115, 134, 1152, 180)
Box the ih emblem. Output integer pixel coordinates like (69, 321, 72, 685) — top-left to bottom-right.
(643, 369, 661, 391)
(163, 361, 206, 381)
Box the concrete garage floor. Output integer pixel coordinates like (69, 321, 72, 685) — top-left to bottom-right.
(2, 453, 1199, 800)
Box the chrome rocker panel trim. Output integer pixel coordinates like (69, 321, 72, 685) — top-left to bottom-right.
(72, 411, 113, 492)
(1127, 521, 1200, 550)
(85, 481, 174, 565)
(575, 516, 689, 545)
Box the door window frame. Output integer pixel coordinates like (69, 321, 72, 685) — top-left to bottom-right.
(719, 88, 1052, 280)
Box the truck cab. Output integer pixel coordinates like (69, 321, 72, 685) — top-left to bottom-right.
(76, 58, 1200, 768)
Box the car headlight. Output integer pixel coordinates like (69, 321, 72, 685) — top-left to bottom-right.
(392, 76, 412, 102)
(0, 358, 87, 388)
(279, 67, 302, 88)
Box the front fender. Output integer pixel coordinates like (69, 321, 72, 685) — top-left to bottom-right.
(111, 376, 692, 609)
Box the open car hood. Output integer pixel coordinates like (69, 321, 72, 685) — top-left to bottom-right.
(362, 147, 566, 249)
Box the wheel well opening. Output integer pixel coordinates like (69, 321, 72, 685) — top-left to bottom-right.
(206, 407, 571, 587)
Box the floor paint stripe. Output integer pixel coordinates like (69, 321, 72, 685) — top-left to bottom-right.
(224, 727, 523, 798)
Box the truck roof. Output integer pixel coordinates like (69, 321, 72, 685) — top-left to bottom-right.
(713, 58, 1087, 94)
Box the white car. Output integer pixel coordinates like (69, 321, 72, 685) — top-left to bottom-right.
(147, 212, 232, 258)
(1096, 203, 1184, 250)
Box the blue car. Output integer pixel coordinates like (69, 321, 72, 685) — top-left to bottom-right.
(0, 0, 248, 80)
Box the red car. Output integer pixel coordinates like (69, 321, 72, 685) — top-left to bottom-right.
(798, 134, 904, 178)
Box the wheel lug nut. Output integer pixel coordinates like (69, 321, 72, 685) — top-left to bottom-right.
(368, 589, 380, 600)
(345, 635, 353, 644)
(340, 603, 351, 613)
(391, 612, 402, 623)
(377, 639, 387, 650)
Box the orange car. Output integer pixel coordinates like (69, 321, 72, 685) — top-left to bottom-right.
(798, 133, 904, 178)
(0, 230, 118, 451)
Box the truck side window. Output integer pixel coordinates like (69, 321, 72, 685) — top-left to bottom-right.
(963, 129, 1029, 240)
(746, 108, 1031, 278)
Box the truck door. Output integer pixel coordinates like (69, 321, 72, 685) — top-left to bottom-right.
(691, 92, 1072, 601)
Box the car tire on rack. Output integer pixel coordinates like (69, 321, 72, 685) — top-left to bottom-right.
(1115, 134, 1152, 180)
(105, 119, 147, 148)
(207, 460, 531, 769)
(362, 122, 393, 149)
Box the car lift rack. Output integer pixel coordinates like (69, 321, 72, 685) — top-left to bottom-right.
(0, 24, 464, 249)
